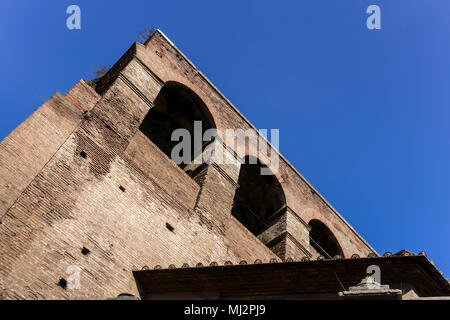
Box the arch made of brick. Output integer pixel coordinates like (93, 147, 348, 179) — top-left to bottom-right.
(308, 218, 344, 258)
(231, 155, 287, 236)
(157, 80, 217, 129)
(139, 80, 218, 166)
(304, 210, 347, 258)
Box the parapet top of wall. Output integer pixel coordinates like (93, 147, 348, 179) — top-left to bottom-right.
(97, 29, 377, 256)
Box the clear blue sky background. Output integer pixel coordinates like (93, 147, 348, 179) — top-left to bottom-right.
(0, 1, 449, 276)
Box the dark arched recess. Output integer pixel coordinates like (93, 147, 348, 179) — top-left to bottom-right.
(308, 219, 344, 258)
(231, 156, 286, 237)
(139, 81, 215, 170)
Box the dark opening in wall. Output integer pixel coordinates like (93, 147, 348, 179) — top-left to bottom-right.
(139, 82, 216, 172)
(165, 223, 174, 232)
(308, 219, 344, 258)
(81, 247, 90, 255)
(231, 156, 286, 237)
(57, 278, 67, 289)
(80, 151, 87, 159)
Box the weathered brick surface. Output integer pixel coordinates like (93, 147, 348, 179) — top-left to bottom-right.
(0, 121, 276, 299)
(124, 131, 199, 209)
(0, 88, 98, 217)
(259, 207, 312, 260)
(0, 30, 376, 299)
(65, 80, 101, 113)
(193, 162, 239, 232)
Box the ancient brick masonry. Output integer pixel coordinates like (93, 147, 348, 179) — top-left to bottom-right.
(0, 30, 377, 300)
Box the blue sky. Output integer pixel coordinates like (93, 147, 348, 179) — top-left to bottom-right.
(0, 1, 449, 276)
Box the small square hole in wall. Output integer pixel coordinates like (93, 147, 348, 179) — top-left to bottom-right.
(166, 223, 174, 232)
(57, 278, 67, 289)
(119, 185, 126, 192)
(80, 151, 87, 159)
(81, 247, 90, 255)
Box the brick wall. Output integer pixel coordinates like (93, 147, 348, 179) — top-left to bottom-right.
(0, 30, 375, 300)
(0, 82, 99, 217)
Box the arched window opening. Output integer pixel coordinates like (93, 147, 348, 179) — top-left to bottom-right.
(231, 157, 286, 237)
(139, 82, 215, 171)
(308, 219, 344, 258)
